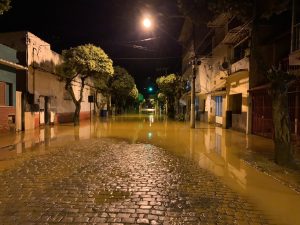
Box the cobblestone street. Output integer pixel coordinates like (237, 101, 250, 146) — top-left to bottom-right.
(0, 138, 272, 225)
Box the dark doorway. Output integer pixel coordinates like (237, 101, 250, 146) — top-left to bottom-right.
(44, 96, 50, 125)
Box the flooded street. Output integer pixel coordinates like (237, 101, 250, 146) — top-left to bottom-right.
(0, 114, 300, 225)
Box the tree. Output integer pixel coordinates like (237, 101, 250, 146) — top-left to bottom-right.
(156, 74, 185, 118)
(127, 85, 140, 112)
(128, 85, 139, 101)
(267, 66, 295, 165)
(58, 44, 113, 125)
(250, 1, 293, 166)
(0, 0, 11, 15)
(111, 66, 135, 113)
(94, 73, 112, 114)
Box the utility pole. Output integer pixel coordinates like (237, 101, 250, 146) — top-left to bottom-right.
(190, 58, 196, 128)
(190, 24, 200, 128)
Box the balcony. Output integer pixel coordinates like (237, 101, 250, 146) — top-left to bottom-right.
(282, 57, 300, 76)
(231, 57, 249, 74)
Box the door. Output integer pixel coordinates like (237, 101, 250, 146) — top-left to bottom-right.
(252, 91, 273, 138)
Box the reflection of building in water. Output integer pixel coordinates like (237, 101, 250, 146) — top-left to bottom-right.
(197, 127, 247, 189)
(215, 127, 222, 156)
(149, 115, 154, 126)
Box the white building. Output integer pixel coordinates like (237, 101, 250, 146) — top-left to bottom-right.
(179, 14, 251, 133)
(0, 31, 98, 131)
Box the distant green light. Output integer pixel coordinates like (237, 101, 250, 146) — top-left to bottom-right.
(148, 87, 153, 92)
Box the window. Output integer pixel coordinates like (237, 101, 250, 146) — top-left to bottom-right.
(215, 96, 222, 116)
(0, 82, 13, 106)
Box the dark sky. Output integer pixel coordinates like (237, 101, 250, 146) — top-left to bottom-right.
(0, 0, 183, 94)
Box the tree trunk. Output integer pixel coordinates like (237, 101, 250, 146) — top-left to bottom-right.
(65, 77, 85, 126)
(74, 102, 81, 126)
(167, 97, 175, 118)
(106, 95, 111, 115)
(271, 84, 293, 166)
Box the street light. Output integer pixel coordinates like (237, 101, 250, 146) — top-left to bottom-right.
(143, 18, 152, 29)
(140, 16, 199, 128)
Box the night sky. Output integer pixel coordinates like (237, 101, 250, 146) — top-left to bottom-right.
(0, 0, 183, 95)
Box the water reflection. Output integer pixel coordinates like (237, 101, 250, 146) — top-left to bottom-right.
(0, 114, 299, 225)
(92, 114, 300, 225)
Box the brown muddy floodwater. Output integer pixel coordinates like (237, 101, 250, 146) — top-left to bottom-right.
(0, 114, 300, 225)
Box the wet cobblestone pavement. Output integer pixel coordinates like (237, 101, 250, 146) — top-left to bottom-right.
(0, 138, 272, 225)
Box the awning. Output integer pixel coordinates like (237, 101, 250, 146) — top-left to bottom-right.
(0, 58, 27, 70)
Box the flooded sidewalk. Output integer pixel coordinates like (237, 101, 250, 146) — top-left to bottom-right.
(0, 114, 300, 225)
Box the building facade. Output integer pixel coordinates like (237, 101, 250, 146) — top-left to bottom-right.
(0, 43, 27, 132)
(179, 1, 299, 139)
(0, 31, 97, 132)
(179, 14, 250, 133)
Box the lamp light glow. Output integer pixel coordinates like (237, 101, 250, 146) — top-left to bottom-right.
(143, 18, 152, 28)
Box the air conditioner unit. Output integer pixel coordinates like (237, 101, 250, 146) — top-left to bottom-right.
(219, 61, 230, 71)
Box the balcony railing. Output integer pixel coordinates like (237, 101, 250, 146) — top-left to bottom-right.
(282, 57, 300, 75)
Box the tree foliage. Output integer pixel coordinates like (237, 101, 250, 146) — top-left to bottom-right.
(156, 74, 185, 118)
(0, 0, 11, 15)
(111, 66, 135, 97)
(156, 74, 177, 96)
(138, 93, 144, 103)
(177, 0, 253, 24)
(58, 44, 113, 125)
(111, 66, 135, 112)
(177, 0, 213, 24)
(60, 44, 113, 80)
(129, 85, 139, 101)
(157, 92, 167, 103)
(208, 0, 253, 21)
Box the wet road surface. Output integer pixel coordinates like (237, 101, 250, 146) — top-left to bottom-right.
(0, 114, 300, 225)
(0, 138, 271, 225)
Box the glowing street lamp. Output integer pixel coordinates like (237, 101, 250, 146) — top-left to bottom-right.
(143, 17, 152, 29)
